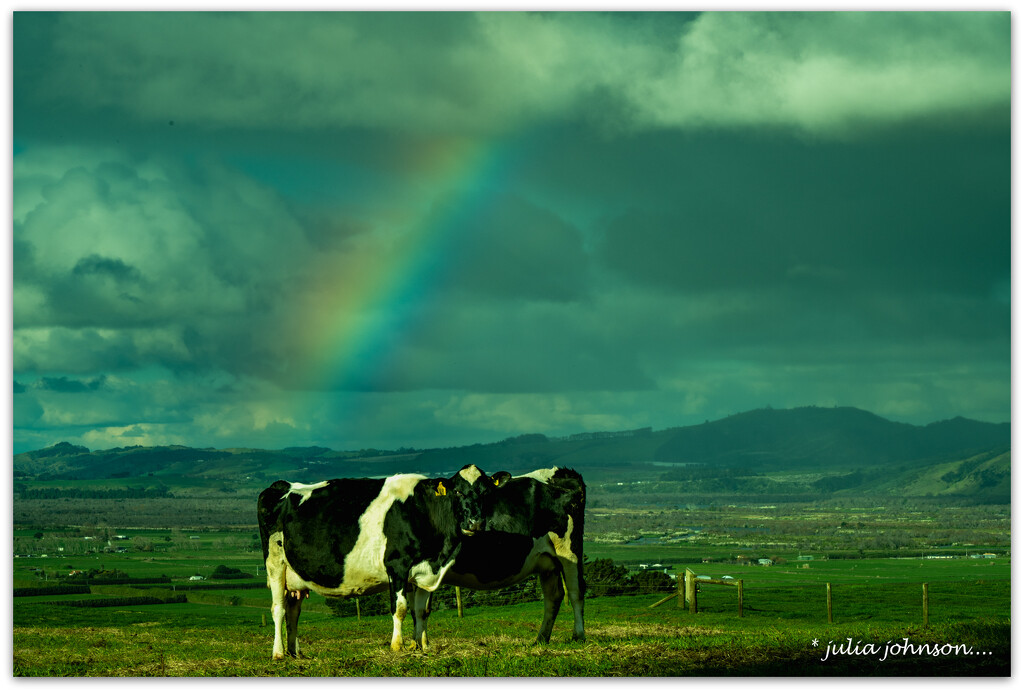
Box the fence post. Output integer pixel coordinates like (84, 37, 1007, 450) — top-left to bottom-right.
(356, 597, 361, 621)
(676, 572, 685, 608)
(826, 583, 833, 624)
(922, 583, 929, 628)
(456, 586, 464, 618)
(737, 579, 743, 617)
(685, 569, 697, 614)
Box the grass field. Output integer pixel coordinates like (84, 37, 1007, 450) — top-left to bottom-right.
(12, 593, 1009, 676)
(12, 546, 1011, 677)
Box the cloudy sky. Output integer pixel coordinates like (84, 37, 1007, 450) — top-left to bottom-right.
(10, 10, 1010, 454)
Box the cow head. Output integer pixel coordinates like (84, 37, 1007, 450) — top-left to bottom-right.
(437, 464, 497, 537)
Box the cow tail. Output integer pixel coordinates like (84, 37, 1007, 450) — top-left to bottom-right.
(553, 468, 588, 598)
(574, 480, 587, 597)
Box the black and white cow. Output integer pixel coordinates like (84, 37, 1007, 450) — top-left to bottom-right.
(256, 465, 496, 659)
(411, 467, 586, 648)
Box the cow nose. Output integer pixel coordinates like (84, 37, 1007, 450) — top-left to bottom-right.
(463, 519, 484, 536)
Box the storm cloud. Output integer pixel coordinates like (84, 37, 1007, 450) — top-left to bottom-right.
(18, 12, 1008, 137)
(11, 11, 1010, 453)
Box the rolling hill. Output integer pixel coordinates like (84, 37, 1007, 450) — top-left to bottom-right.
(13, 406, 1009, 503)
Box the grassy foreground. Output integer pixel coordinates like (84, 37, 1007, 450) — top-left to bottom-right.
(13, 594, 1009, 677)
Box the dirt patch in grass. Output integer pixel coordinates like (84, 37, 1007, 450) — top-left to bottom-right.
(586, 623, 724, 639)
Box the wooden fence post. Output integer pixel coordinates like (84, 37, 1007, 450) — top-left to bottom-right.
(685, 569, 697, 614)
(456, 586, 464, 618)
(677, 572, 685, 609)
(737, 579, 743, 617)
(922, 583, 929, 628)
(355, 597, 361, 621)
(826, 583, 833, 624)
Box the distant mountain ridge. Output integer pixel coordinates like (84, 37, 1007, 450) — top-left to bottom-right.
(651, 407, 1009, 470)
(15, 407, 1009, 494)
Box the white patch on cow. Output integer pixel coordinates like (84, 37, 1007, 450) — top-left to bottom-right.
(268, 475, 427, 599)
(517, 467, 558, 484)
(548, 515, 578, 563)
(338, 474, 425, 595)
(286, 480, 329, 505)
(459, 465, 483, 484)
(410, 558, 456, 592)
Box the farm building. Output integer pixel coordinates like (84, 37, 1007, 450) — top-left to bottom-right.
(638, 563, 674, 572)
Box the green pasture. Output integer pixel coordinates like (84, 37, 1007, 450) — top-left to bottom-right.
(13, 591, 1009, 676)
(12, 526, 1011, 676)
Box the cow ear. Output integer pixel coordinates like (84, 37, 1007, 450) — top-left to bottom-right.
(492, 471, 512, 487)
(435, 481, 447, 497)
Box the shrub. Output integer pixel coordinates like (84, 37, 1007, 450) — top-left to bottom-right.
(14, 585, 90, 597)
(584, 558, 631, 597)
(45, 595, 186, 607)
(210, 565, 254, 580)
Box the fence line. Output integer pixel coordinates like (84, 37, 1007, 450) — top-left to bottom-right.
(648, 573, 1008, 627)
(315, 573, 1011, 621)
(25, 569, 1003, 628)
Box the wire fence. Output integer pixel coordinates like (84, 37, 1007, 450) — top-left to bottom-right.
(674, 575, 1011, 624)
(323, 578, 673, 618)
(323, 575, 1011, 626)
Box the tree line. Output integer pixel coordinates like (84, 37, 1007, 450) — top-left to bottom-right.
(16, 485, 174, 500)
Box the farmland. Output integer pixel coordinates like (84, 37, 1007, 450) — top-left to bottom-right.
(11, 523, 1010, 676)
(11, 417, 1012, 677)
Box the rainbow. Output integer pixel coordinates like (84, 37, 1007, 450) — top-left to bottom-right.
(296, 134, 519, 397)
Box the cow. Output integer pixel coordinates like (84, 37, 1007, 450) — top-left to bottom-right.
(256, 464, 496, 659)
(410, 466, 586, 649)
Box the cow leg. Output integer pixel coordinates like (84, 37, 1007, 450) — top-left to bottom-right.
(265, 536, 289, 660)
(536, 570, 565, 644)
(270, 592, 287, 659)
(284, 590, 304, 658)
(388, 582, 409, 652)
(560, 559, 586, 642)
(411, 588, 433, 651)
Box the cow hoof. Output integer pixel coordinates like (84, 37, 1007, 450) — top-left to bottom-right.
(571, 634, 586, 643)
(272, 653, 286, 661)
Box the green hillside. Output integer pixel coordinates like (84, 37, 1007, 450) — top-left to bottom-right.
(879, 448, 1011, 501)
(13, 406, 1010, 503)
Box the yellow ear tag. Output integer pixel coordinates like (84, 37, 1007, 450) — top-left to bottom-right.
(435, 482, 447, 497)
(494, 478, 501, 486)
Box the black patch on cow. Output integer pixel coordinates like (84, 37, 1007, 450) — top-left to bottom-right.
(257, 466, 497, 593)
(452, 532, 539, 583)
(257, 478, 387, 588)
(382, 479, 460, 583)
(450, 471, 585, 588)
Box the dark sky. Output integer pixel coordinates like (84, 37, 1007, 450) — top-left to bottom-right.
(10, 11, 1011, 454)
